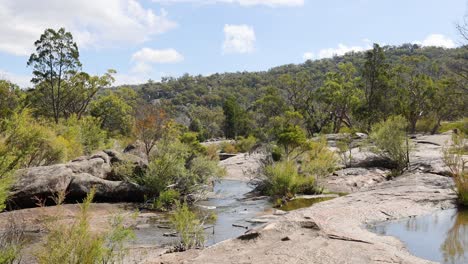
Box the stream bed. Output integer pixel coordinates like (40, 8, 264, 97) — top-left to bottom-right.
(368, 208, 468, 264)
(133, 179, 271, 247)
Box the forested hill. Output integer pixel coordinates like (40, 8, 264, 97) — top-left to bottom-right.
(123, 44, 464, 108)
(116, 43, 466, 140)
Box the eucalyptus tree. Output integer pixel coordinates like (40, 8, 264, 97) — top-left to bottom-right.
(393, 55, 435, 133)
(27, 28, 81, 123)
(317, 62, 363, 133)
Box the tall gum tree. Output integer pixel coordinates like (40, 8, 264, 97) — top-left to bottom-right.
(27, 28, 81, 123)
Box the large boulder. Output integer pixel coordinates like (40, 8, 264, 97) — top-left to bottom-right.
(8, 150, 146, 209)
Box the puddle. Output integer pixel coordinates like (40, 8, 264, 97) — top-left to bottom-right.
(279, 197, 334, 211)
(369, 208, 468, 264)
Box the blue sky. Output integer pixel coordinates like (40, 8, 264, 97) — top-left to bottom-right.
(0, 0, 466, 87)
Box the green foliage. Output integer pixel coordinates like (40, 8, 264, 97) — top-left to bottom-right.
(439, 119, 468, 135)
(262, 160, 314, 198)
(317, 62, 362, 133)
(110, 161, 141, 182)
(223, 97, 249, 138)
(302, 137, 337, 178)
(270, 111, 310, 159)
(142, 140, 189, 196)
(27, 28, 81, 123)
(188, 106, 225, 141)
(271, 145, 282, 161)
(393, 55, 435, 133)
(358, 44, 392, 130)
(140, 135, 224, 201)
(235, 135, 257, 153)
(443, 133, 468, 206)
(370, 115, 410, 174)
(189, 156, 226, 183)
(0, 80, 24, 119)
(54, 115, 108, 157)
(336, 134, 353, 167)
(219, 141, 238, 154)
(153, 189, 180, 211)
(90, 91, 134, 136)
(2, 109, 67, 167)
(35, 189, 135, 264)
(170, 202, 205, 250)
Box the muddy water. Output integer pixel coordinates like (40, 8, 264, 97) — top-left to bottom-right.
(369, 208, 468, 264)
(132, 179, 271, 247)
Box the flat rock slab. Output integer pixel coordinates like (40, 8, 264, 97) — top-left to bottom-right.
(150, 172, 456, 264)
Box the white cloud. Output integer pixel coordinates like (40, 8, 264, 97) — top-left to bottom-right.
(130, 48, 184, 74)
(0, 69, 32, 88)
(152, 0, 304, 7)
(223, 24, 256, 54)
(0, 0, 177, 56)
(414, 34, 455, 48)
(317, 43, 372, 59)
(302, 52, 314, 60)
(131, 48, 184, 64)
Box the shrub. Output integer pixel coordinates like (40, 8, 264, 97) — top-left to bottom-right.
(205, 144, 219, 161)
(271, 145, 282, 161)
(35, 189, 135, 264)
(263, 160, 301, 198)
(415, 116, 437, 133)
(219, 141, 237, 154)
(302, 137, 337, 178)
(2, 109, 66, 167)
(110, 161, 141, 182)
(439, 118, 468, 135)
(370, 115, 410, 174)
(235, 135, 257, 153)
(142, 141, 189, 196)
(153, 189, 180, 211)
(55, 115, 109, 158)
(170, 202, 205, 251)
(336, 134, 353, 167)
(189, 156, 225, 183)
(443, 133, 468, 206)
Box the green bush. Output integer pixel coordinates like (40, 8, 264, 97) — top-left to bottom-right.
(439, 118, 468, 135)
(443, 133, 468, 206)
(142, 141, 189, 196)
(336, 135, 353, 167)
(370, 115, 410, 174)
(153, 189, 180, 211)
(111, 161, 141, 182)
(415, 116, 437, 133)
(219, 141, 237, 154)
(271, 145, 282, 161)
(141, 139, 224, 199)
(35, 189, 135, 264)
(263, 160, 301, 198)
(170, 202, 205, 251)
(302, 137, 337, 178)
(235, 135, 257, 153)
(2, 109, 67, 167)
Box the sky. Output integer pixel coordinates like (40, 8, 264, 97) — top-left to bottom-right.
(0, 0, 466, 88)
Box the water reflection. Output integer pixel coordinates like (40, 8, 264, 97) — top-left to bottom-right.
(369, 209, 468, 264)
(441, 210, 468, 264)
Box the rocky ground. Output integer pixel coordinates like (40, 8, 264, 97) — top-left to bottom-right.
(0, 133, 461, 263)
(147, 133, 460, 264)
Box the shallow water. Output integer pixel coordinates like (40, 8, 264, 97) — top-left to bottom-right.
(369, 208, 468, 264)
(279, 197, 334, 211)
(133, 179, 271, 247)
